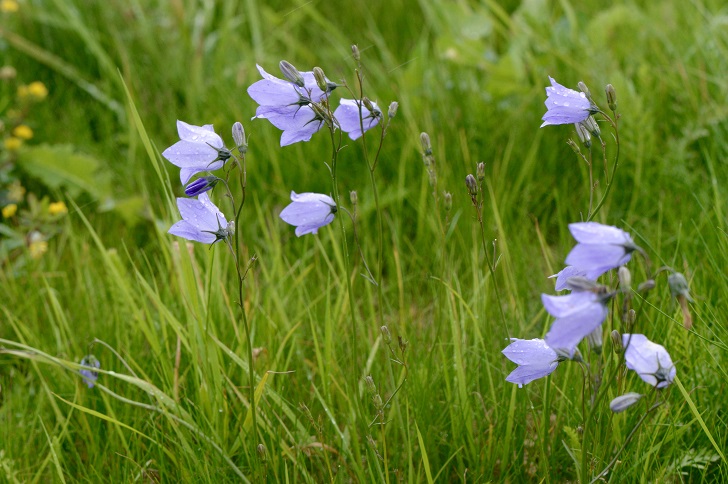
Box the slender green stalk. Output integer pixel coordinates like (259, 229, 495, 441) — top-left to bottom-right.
(586, 113, 620, 222)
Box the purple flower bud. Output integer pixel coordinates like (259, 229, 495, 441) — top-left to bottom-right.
(279, 60, 305, 87)
(622, 334, 676, 388)
(232, 121, 247, 152)
(609, 392, 642, 413)
(279, 191, 337, 237)
(542, 290, 610, 358)
(168, 192, 230, 244)
(565, 222, 638, 279)
(184, 176, 220, 197)
(502, 338, 561, 387)
(549, 265, 589, 291)
(541, 76, 595, 127)
(79, 355, 100, 388)
(162, 121, 228, 185)
(334, 98, 382, 140)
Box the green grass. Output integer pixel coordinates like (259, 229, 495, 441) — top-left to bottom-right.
(2, 0, 728, 481)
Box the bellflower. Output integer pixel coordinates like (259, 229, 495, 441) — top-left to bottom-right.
(565, 222, 638, 279)
(550, 265, 589, 291)
(279, 191, 337, 237)
(502, 338, 561, 387)
(540, 76, 595, 127)
(334, 98, 382, 140)
(162, 121, 230, 185)
(168, 192, 231, 244)
(79, 355, 100, 389)
(248, 64, 334, 146)
(542, 289, 610, 357)
(622, 334, 676, 388)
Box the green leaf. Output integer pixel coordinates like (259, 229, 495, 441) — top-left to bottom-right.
(17, 144, 110, 199)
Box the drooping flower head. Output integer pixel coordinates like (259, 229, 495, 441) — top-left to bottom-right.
(622, 334, 676, 388)
(168, 192, 231, 244)
(540, 77, 595, 127)
(542, 285, 611, 358)
(279, 191, 337, 237)
(334, 98, 382, 140)
(565, 222, 638, 280)
(162, 121, 230, 185)
(247, 63, 335, 146)
(79, 355, 100, 389)
(502, 338, 561, 387)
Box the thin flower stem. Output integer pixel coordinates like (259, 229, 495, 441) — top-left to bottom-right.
(474, 195, 511, 340)
(586, 113, 620, 222)
(589, 401, 664, 483)
(587, 149, 594, 218)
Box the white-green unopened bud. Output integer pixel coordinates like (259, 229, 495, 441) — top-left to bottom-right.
(605, 84, 617, 111)
(388, 101, 398, 118)
(477, 162, 486, 181)
(611, 330, 622, 353)
(313, 67, 328, 93)
(668, 272, 693, 302)
(582, 115, 601, 138)
(381, 325, 391, 344)
(350, 190, 358, 206)
(232, 121, 247, 153)
(279, 60, 304, 87)
(618, 266, 631, 290)
(420, 132, 432, 155)
(372, 393, 383, 410)
(364, 375, 376, 395)
(351, 44, 360, 62)
(444, 192, 452, 212)
(638, 279, 655, 293)
(575, 122, 591, 149)
(610, 393, 643, 413)
(578, 81, 590, 97)
(257, 444, 267, 458)
(362, 97, 375, 113)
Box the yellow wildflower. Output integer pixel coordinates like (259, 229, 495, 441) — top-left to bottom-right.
(12, 125, 33, 140)
(4, 137, 22, 151)
(49, 201, 68, 215)
(29, 240, 48, 259)
(27, 231, 47, 259)
(7, 181, 25, 202)
(0, 0, 19, 13)
(28, 81, 48, 100)
(2, 204, 17, 218)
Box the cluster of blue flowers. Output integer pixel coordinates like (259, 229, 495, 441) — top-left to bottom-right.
(502, 78, 678, 411)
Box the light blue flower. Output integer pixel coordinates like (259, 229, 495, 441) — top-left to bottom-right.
(502, 338, 560, 387)
(540, 77, 594, 127)
(622, 334, 676, 388)
(162, 121, 229, 185)
(168, 192, 231, 244)
(334, 98, 382, 140)
(79, 355, 100, 389)
(565, 222, 637, 279)
(543, 289, 610, 358)
(279, 191, 337, 237)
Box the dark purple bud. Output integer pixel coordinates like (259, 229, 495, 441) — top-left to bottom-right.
(465, 174, 478, 198)
(184, 176, 220, 197)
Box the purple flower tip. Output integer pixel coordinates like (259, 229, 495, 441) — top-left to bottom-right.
(168, 192, 231, 244)
(622, 334, 676, 388)
(540, 77, 593, 127)
(279, 191, 337, 236)
(79, 355, 100, 388)
(502, 338, 560, 387)
(184, 176, 220, 197)
(162, 120, 228, 185)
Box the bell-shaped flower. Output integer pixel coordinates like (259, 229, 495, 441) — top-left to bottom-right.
(334, 98, 382, 140)
(622, 334, 676, 388)
(79, 355, 100, 389)
(550, 265, 589, 291)
(502, 338, 561, 387)
(168, 192, 231, 244)
(542, 288, 610, 358)
(254, 104, 325, 146)
(565, 222, 638, 279)
(162, 121, 230, 185)
(540, 77, 595, 127)
(248, 64, 335, 146)
(279, 191, 337, 237)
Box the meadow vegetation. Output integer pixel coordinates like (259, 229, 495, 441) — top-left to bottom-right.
(1, 0, 727, 481)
